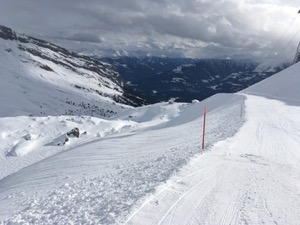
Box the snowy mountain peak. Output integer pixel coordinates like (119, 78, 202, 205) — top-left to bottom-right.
(0, 25, 146, 117)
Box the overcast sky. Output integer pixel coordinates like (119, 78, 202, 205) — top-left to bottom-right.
(0, 0, 299, 59)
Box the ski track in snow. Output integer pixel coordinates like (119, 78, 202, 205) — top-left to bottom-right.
(125, 95, 300, 225)
(0, 94, 244, 224)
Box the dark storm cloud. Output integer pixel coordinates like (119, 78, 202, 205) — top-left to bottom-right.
(59, 32, 103, 43)
(0, 0, 299, 59)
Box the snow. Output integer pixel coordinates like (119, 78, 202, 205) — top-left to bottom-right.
(172, 66, 183, 74)
(171, 77, 186, 84)
(209, 85, 218, 90)
(0, 94, 244, 224)
(0, 36, 127, 118)
(125, 94, 300, 225)
(172, 64, 195, 74)
(243, 62, 300, 102)
(0, 116, 136, 179)
(1, 59, 300, 224)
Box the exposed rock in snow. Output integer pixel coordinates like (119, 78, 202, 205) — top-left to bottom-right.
(67, 128, 80, 138)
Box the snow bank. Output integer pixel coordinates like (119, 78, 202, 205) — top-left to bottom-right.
(243, 62, 300, 104)
(0, 116, 137, 179)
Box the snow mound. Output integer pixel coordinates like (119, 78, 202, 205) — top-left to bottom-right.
(7, 138, 39, 157)
(243, 62, 300, 103)
(113, 101, 187, 124)
(0, 116, 137, 179)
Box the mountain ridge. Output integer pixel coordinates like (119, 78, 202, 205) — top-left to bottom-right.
(0, 25, 146, 117)
(101, 56, 288, 102)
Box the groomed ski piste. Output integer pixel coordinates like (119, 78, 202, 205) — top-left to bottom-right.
(1, 63, 300, 224)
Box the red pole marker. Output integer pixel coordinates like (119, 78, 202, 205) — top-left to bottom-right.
(202, 107, 207, 150)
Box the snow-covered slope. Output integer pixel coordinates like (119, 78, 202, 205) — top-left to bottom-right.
(125, 62, 300, 225)
(0, 25, 145, 117)
(244, 61, 300, 102)
(0, 41, 300, 224)
(127, 94, 300, 225)
(0, 93, 245, 223)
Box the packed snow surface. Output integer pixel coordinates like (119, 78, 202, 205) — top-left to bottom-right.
(1, 63, 300, 224)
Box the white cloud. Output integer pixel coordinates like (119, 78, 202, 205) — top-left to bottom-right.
(0, 0, 299, 59)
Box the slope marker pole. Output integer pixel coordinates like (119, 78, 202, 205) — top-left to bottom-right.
(202, 106, 207, 150)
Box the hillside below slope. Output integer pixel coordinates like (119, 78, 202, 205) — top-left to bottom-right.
(0, 25, 145, 117)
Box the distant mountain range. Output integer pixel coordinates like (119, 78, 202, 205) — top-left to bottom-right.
(0, 24, 292, 118)
(0, 25, 146, 117)
(101, 56, 290, 102)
